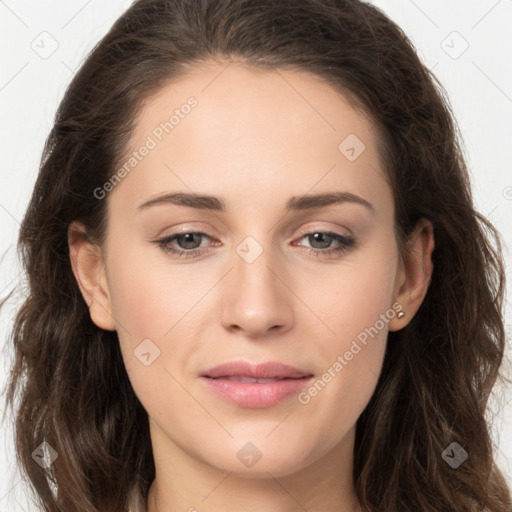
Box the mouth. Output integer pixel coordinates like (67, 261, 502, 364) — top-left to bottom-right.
(201, 361, 314, 408)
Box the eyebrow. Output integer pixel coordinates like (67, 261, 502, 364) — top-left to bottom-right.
(136, 191, 375, 214)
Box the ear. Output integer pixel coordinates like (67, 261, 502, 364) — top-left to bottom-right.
(388, 217, 435, 331)
(68, 221, 116, 331)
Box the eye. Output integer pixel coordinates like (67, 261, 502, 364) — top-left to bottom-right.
(154, 230, 356, 259)
(293, 231, 356, 257)
(155, 232, 214, 259)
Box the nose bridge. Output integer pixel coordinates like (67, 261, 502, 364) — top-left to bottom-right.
(233, 232, 281, 301)
(220, 231, 292, 335)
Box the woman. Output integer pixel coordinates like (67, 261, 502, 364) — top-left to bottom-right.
(3, 0, 511, 511)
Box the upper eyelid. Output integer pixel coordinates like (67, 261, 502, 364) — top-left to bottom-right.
(157, 221, 352, 238)
(295, 224, 352, 238)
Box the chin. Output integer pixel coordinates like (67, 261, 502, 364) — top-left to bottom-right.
(201, 441, 315, 479)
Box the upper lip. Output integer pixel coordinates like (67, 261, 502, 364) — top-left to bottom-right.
(202, 361, 313, 379)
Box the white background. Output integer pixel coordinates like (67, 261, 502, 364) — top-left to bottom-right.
(1, 1, 511, 510)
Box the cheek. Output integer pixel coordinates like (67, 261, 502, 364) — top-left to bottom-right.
(295, 238, 398, 420)
(106, 240, 208, 338)
(296, 307, 388, 455)
(104, 242, 204, 386)
(301, 236, 399, 343)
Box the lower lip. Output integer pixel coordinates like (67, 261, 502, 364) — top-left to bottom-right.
(201, 376, 314, 408)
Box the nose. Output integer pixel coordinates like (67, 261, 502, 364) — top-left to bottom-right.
(220, 241, 294, 339)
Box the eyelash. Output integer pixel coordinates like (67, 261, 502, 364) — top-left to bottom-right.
(154, 230, 356, 259)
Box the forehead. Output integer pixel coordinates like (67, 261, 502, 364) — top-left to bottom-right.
(110, 62, 391, 216)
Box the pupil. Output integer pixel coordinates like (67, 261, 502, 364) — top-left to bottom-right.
(179, 233, 200, 249)
(311, 233, 331, 249)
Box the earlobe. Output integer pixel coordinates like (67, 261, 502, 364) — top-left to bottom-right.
(68, 221, 116, 331)
(388, 218, 435, 332)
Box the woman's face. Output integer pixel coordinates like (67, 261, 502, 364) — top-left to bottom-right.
(72, 62, 432, 479)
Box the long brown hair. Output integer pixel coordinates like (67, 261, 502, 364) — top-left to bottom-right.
(2, 0, 511, 510)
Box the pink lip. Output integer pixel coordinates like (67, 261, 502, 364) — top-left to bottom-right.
(201, 361, 314, 408)
(203, 360, 311, 379)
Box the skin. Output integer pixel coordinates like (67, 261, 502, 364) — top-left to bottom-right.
(68, 61, 434, 512)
